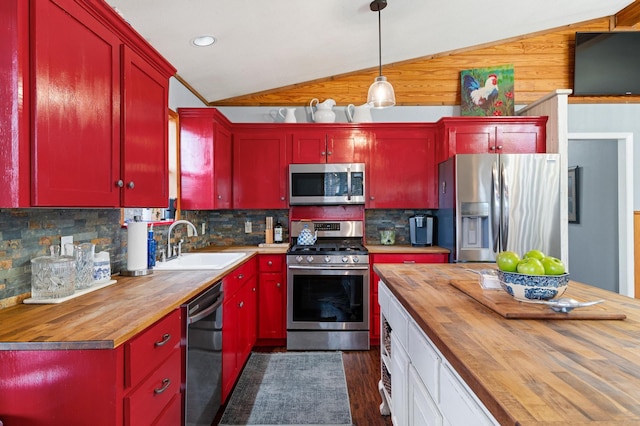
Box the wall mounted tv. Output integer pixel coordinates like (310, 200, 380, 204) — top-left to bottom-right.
(573, 31, 640, 96)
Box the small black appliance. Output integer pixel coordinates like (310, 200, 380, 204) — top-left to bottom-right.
(409, 215, 434, 247)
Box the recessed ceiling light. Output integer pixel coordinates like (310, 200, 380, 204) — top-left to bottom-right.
(191, 35, 216, 47)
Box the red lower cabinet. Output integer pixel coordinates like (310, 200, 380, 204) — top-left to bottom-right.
(221, 258, 258, 402)
(370, 253, 448, 343)
(257, 254, 286, 343)
(0, 309, 183, 425)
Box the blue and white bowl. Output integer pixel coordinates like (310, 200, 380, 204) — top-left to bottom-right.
(497, 270, 570, 300)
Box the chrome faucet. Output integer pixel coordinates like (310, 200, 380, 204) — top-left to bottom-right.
(167, 220, 198, 260)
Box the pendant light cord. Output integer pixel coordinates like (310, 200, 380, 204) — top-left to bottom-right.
(377, 9, 382, 77)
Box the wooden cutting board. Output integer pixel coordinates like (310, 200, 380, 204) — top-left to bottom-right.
(450, 279, 626, 320)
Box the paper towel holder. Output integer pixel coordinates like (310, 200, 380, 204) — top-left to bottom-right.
(120, 217, 154, 276)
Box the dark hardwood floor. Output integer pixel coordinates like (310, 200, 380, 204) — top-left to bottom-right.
(213, 346, 393, 426)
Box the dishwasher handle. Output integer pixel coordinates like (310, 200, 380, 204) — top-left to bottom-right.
(188, 291, 224, 325)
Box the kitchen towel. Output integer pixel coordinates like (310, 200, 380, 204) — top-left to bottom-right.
(127, 222, 148, 271)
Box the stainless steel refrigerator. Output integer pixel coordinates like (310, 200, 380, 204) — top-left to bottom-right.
(437, 154, 561, 262)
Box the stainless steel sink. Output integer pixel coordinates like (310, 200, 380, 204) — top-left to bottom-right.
(153, 252, 247, 270)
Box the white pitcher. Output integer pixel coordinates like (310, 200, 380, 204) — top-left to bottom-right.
(309, 98, 336, 123)
(346, 103, 373, 123)
(278, 107, 297, 123)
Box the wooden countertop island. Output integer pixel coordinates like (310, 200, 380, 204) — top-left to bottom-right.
(374, 262, 640, 425)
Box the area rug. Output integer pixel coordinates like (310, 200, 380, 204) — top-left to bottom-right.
(219, 351, 353, 426)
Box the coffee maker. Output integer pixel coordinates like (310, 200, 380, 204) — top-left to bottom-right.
(409, 215, 434, 246)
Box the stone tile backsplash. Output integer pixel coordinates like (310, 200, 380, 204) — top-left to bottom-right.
(0, 207, 433, 306)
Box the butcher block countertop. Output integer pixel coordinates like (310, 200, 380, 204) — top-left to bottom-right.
(374, 262, 640, 425)
(0, 246, 284, 351)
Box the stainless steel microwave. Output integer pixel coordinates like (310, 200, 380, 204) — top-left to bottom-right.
(289, 163, 365, 205)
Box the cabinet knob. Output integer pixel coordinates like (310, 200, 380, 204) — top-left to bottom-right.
(370, 196, 375, 200)
(154, 333, 171, 347)
(252, 287, 256, 292)
(115, 180, 124, 188)
(489, 146, 496, 151)
(496, 145, 503, 150)
(237, 274, 244, 279)
(280, 196, 285, 201)
(321, 151, 326, 156)
(154, 378, 171, 394)
(127, 181, 135, 189)
(267, 260, 273, 266)
(276, 282, 281, 288)
(239, 301, 244, 308)
(218, 195, 222, 199)
(327, 151, 332, 156)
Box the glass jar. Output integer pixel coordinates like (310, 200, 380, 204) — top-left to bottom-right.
(31, 253, 76, 299)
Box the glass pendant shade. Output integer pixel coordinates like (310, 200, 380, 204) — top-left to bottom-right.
(367, 75, 396, 108)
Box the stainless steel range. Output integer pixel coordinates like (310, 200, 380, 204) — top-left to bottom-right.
(287, 220, 370, 351)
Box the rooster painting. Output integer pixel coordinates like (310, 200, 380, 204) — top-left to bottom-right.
(463, 74, 498, 107)
(460, 65, 514, 116)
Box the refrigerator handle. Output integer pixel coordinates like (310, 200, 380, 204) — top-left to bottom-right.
(491, 162, 500, 252)
(501, 162, 509, 250)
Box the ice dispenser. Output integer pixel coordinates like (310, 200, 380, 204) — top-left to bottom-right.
(460, 203, 489, 250)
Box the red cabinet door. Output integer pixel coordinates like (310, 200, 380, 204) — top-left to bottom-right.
(179, 109, 232, 209)
(258, 272, 286, 339)
(239, 275, 258, 362)
(233, 128, 288, 208)
(445, 124, 496, 154)
(290, 129, 327, 163)
(222, 288, 239, 402)
(368, 126, 437, 208)
(290, 128, 369, 163)
(496, 121, 547, 153)
(121, 45, 169, 207)
(31, 0, 121, 207)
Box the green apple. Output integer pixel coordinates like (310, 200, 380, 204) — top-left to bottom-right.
(541, 256, 566, 275)
(496, 251, 520, 272)
(523, 249, 545, 261)
(516, 258, 545, 275)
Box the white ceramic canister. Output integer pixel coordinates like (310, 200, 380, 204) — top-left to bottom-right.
(93, 251, 111, 283)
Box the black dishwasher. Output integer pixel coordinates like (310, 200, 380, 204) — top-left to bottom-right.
(184, 281, 224, 426)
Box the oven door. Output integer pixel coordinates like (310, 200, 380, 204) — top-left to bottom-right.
(287, 265, 369, 331)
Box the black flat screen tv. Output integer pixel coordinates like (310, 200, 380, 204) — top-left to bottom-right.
(573, 31, 640, 96)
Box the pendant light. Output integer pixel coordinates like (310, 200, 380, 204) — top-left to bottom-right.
(367, 0, 395, 108)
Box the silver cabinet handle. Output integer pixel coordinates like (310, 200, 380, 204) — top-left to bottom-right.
(154, 378, 171, 394)
(237, 274, 244, 280)
(154, 333, 171, 347)
(127, 181, 135, 189)
(267, 260, 273, 266)
(116, 180, 124, 188)
(276, 282, 281, 288)
(239, 301, 244, 308)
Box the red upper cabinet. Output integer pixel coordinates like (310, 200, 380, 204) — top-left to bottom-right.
(121, 45, 169, 207)
(368, 125, 438, 209)
(179, 108, 232, 210)
(290, 127, 369, 164)
(31, 0, 122, 207)
(436, 117, 547, 163)
(233, 126, 289, 209)
(3, 0, 174, 208)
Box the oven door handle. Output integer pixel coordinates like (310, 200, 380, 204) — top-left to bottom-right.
(288, 265, 369, 271)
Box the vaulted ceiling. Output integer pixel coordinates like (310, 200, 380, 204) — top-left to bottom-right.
(105, 0, 638, 104)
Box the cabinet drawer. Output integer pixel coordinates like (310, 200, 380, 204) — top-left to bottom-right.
(151, 392, 182, 426)
(388, 293, 408, 350)
(408, 320, 441, 400)
(258, 254, 284, 272)
(126, 349, 182, 426)
(373, 253, 447, 264)
(126, 309, 182, 387)
(224, 258, 258, 296)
